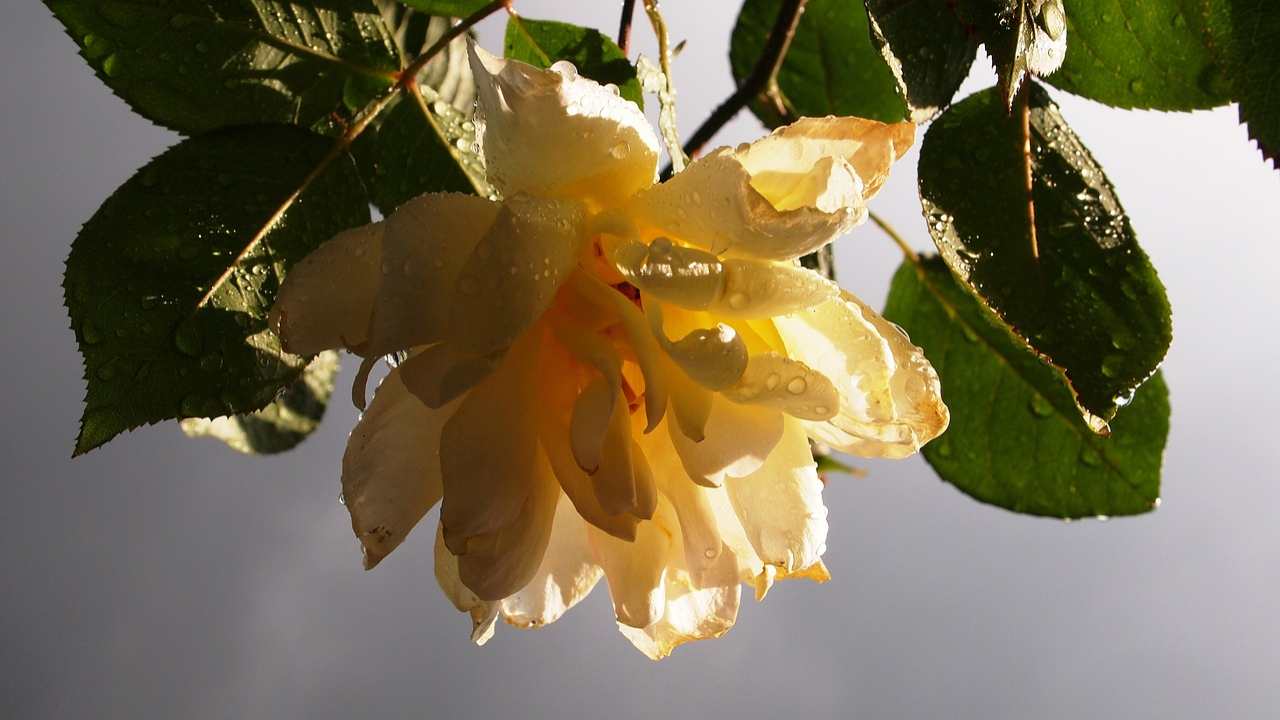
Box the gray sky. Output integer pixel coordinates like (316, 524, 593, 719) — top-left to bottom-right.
(5, 2, 1280, 718)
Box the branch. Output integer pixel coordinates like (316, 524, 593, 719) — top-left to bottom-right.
(1017, 82, 1040, 261)
(617, 0, 637, 55)
(662, 0, 806, 177)
(869, 210, 919, 264)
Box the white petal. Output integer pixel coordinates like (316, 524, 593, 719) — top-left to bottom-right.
(721, 352, 840, 421)
(500, 494, 603, 629)
(617, 539, 741, 660)
(439, 330, 542, 554)
(667, 394, 784, 487)
(588, 499, 677, 629)
(448, 193, 586, 355)
(469, 44, 659, 207)
(774, 293, 947, 457)
(625, 117, 913, 261)
(457, 445, 561, 601)
(364, 193, 502, 356)
(433, 523, 500, 645)
(647, 303, 747, 391)
(342, 367, 456, 569)
(724, 416, 828, 576)
(270, 222, 382, 356)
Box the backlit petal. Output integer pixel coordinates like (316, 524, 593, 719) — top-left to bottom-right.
(721, 352, 840, 422)
(668, 394, 784, 487)
(433, 524, 500, 645)
(724, 417, 827, 576)
(625, 117, 913, 261)
(500, 494, 603, 628)
(469, 44, 659, 207)
(342, 367, 455, 570)
(439, 330, 542, 553)
(448, 193, 586, 355)
(270, 222, 382, 356)
(589, 499, 677, 629)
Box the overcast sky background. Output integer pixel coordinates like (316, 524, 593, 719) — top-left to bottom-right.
(4, 2, 1280, 718)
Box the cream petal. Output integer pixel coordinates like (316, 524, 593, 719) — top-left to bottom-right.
(724, 417, 828, 576)
(638, 424, 724, 582)
(588, 499, 677, 629)
(714, 259, 836, 318)
(364, 193, 501, 356)
(439, 330, 542, 554)
(448, 193, 586, 355)
(540, 412, 641, 542)
(667, 394, 784, 488)
(433, 523, 501, 645)
(270, 222, 382, 356)
(587, 379, 643, 517)
(457, 444, 561, 601)
(737, 117, 914, 203)
(625, 117, 913, 261)
(841, 290, 949, 454)
(647, 303, 748, 391)
(569, 373, 617, 475)
(397, 342, 505, 410)
(721, 352, 840, 422)
(617, 543, 741, 660)
(774, 293, 947, 458)
(500, 494, 603, 628)
(469, 44, 659, 207)
(342, 367, 456, 570)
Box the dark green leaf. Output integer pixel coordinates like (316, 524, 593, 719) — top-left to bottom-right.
(918, 83, 1170, 431)
(398, 0, 490, 15)
(44, 0, 399, 134)
(731, 0, 907, 126)
(884, 256, 1169, 518)
(959, 0, 1068, 105)
(504, 17, 644, 109)
(353, 16, 487, 215)
(864, 0, 980, 121)
(1046, 0, 1231, 110)
(180, 351, 340, 454)
(1205, 0, 1280, 168)
(64, 126, 370, 455)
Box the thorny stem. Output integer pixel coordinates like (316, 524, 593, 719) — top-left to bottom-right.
(644, 1, 689, 173)
(1018, 82, 1040, 261)
(617, 0, 637, 56)
(869, 211, 919, 265)
(662, 0, 806, 178)
(195, 0, 512, 313)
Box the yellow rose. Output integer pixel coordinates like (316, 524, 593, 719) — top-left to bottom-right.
(270, 45, 947, 659)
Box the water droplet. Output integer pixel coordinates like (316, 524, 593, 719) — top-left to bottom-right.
(786, 377, 807, 395)
(95, 365, 116, 381)
(173, 320, 202, 356)
(1101, 354, 1123, 379)
(726, 292, 748, 309)
(195, 41, 208, 54)
(1079, 447, 1102, 467)
(1171, 12, 1187, 29)
(1029, 395, 1053, 418)
(703, 547, 717, 559)
(200, 353, 223, 372)
(1129, 78, 1145, 95)
(81, 322, 103, 345)
(764, 373, 780, 390)
(960, 325, 979, 343)
(935, 442, 953, 458)
(102, 53, 121, 77)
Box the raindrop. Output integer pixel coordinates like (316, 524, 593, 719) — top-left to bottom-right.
(1079, 447, 1102, 467)
(1029, 394, 1053, 418)
(786, 377, 807, 395)
(764, 373, 780, 390)
(81, 322, 103, 345)
(173, 319, 202, 356)
(1128, 78, 1145, 95)
(726, 292, 748, 310)
(95, 365, 116, 381)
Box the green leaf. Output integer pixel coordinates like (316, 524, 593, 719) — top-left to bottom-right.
(918, 83, 1171, 432)
(863, 0, 980, 121)
(884, 257, 1169, 518)
(180, 351, 340, 454)
(353, 15, 488, 215)
(398, 0, 490, 15)
(64, 126, 370, 455)
(504, 17, 644, 109)
(959, 0, 1068, 105)
(1205, 0, 1280, 168)
(44, 0, 399, 134)
(1046, 0, 1231, 110)
(731, 0, 907, 126)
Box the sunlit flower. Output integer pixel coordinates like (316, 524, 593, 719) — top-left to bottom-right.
(270, 45, 947, 659)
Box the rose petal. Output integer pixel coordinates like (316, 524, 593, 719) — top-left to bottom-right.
(270, 222, 383, 356)
(588, 499, 678, 629)
(667, 394, 784, 488)
(625, 117, 913, 261)
(721, 352, 840, 422)
(469, 44, 659, 208)
(342, 366, 456, 569)
(500, 494, 604, 629)
(433, 524, 500, 645)
(617, 541, 741, 660)
(723, 417, 828, 576)
(448, 193, 586, 355)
